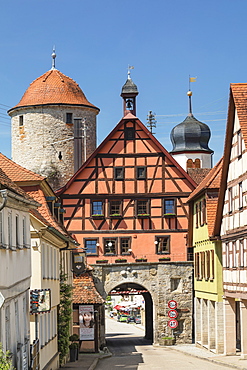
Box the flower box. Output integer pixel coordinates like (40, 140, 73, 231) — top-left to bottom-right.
(159, 257, 171, 262)
(115, 258, 127, 263)
(135, 258, 147, 262)
(164, 213, 176, 218)
(92, 214, 105, 220)
(137, 214, 150, 219)
(96, 259, 108, 264)
(110, 214, 122, 219)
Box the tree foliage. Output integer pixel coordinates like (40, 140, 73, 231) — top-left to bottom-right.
(0, 343, 14, 370)
(58, 273, 73, 366)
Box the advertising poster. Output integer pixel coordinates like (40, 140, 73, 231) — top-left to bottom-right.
(79, 305, 95, 340)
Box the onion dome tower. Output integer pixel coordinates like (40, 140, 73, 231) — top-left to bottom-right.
(121, 67, 139, 116)
(8, 50, 100, 190)
(170, 90, 213, 171)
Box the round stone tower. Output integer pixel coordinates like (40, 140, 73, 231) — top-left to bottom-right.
(8, 52, 100, 190)
(170, 90, 213, 171)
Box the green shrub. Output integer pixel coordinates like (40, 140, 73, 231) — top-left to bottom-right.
(0, 343, 14, 370)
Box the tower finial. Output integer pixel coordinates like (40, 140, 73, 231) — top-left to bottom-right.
(187, 76, 197, 116)
(127, 65, 134, 79)
(51, 47, 56, 70)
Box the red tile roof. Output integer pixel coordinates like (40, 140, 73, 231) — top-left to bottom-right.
(0, 167, 37, 204)
(0, 153, 44, 182)
(73, 273, 104, 304)
(231, 83, 247, 147)
(27, 187, 68, 236)
(9, 69, 99, 112)
(187, 158, 223, 202)
(187, 168, 212, 185)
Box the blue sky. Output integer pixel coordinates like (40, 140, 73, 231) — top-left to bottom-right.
(0, 0, 246, 165)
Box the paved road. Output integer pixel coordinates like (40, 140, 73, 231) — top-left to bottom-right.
(95, 317, 228, 369)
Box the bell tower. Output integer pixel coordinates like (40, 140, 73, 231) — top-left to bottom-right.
(121, 67, 139, 116)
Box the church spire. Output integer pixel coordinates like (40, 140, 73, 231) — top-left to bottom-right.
(51, 47, 56, 70)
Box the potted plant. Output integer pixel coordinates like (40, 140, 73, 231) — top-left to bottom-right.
(69, 334, 79, 362)
(159, 336, 176, 346)
(115, 258, 127, 263)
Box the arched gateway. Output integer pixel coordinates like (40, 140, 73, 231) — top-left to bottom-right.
(92, 261, 193, 345)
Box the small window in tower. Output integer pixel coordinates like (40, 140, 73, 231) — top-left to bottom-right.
(124, 127, 135, 140)
(187, 159, 193, 169)
(195, 158, 201, 168)
(66, 113, 73, 124)
(19, 116, 24, 127)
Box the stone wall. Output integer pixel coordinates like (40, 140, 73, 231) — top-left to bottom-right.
(10, 105, 98, 190)
(92, 262, 193, 344)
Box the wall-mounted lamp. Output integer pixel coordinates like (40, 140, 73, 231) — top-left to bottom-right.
(154, 240, 158, 245)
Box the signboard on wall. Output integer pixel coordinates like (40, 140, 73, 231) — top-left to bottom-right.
(79, 305, 95, 340)
(30, 289, 51, 314)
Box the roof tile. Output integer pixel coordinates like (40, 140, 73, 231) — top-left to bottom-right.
(73, 273, 104, 304)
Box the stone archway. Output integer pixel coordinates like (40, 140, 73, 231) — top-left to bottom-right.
(108, 281, 154, 342)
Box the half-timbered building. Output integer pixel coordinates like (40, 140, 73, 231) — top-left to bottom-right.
(58, 73, 197, 264)
(218, 83, 247, 358)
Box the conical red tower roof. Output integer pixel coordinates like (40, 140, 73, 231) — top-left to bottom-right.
(9, 69, 99, 112)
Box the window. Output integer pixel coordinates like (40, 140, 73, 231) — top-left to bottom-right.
(211, 250, 215, 279)
(195, 252, 200, 279)
(136, 167, 146, 179)
(205, 250, 210, 280)
(23, 216, 27, 247)
(92, 201, 104, 216)
(85, 239, 98, 255)
(232, 242, 236, 268)
(155, 236, 170, 254)
(124, 127, 135, 140)
(200, 251, 205, 279)
(237, 130, 242, 157)
(104, 238, 117, 255)
(171, 278, 180, 292)
(109, 200, 122, 216)
(120, 237, 131, 254)
(66, 113, 73, 124)
(239, 240, 244, 267)
(225, 243, 229, 268)
(8, 212, 12, 249)
(228, 187, 233, 213)
(114, 167, 124, 180)
(16, 215, 20, 248)
(19, 115, 24, 127)
(195, 158, 201, 168)
(202, 199, 206, 225)
(0, 212, 3, 247)
(239, 182, 243, 209)
(137, 200, 149, 215)
(164, 199, 176, 215)
(5, 306, 10, 350)
(195, 203, 199, 228)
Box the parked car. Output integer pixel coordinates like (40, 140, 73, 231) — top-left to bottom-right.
(134, 315, 141, 324)
(127, 316, 135, 323)
(118, 314, 128, 322)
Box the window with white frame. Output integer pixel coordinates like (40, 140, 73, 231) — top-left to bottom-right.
(232, 242, 236, 268)
(225, 243, 229, 268)
(239, 240, 244, 267)
(16, 215, 20, 248)
(0, 212, 3, 247)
